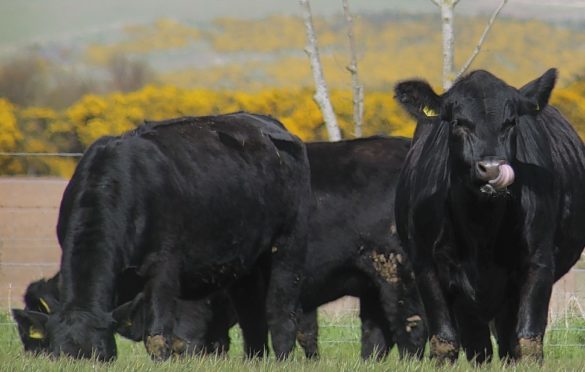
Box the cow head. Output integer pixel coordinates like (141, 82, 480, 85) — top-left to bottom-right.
(11, 309, 50, 354)
(45, 309, 117, 361)
(395, 68, 557, 196)
(12, 308, 117, 361)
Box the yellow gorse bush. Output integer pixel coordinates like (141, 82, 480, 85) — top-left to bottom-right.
(1, 83, 584, 177)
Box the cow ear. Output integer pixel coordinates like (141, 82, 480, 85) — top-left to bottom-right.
(11, 309, 49, 340)
(519, 68, 558, 111)
(394, 80, 441, 120)
(112, 293, 145, 341)
(38, 297, 52, 313)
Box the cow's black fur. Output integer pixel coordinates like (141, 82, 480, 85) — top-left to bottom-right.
(394, 69, 585, 363)
(298, 136, 426, 359)
(14, 135, 425, 361)
(12, 271, 236, 357)
(14, 112, 311, 361)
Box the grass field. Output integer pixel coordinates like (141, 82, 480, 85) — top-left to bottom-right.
(1, 312, 585, 371)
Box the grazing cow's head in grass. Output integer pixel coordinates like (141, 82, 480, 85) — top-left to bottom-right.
(395, 68, 557, 197)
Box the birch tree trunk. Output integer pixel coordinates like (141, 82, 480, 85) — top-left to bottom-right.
(343, 0, 364, 138)
(432, 0, 507, 90)
(434, 0, 458, 90)
(299, 0, 342, 141)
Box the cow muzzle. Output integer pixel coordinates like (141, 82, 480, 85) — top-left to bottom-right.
(476, 160, 515, 194)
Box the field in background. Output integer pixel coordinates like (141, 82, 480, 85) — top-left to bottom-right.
(1, 176, 585, 370)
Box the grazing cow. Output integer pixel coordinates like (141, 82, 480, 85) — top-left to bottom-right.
(112, 136, 427, 360)
(13, 112, 311, 361)
(394, 69, 585, 363)
(12, 271, 236, 356)
(14, 136, 425, 361)
(112, 291, 236, 356)
(299, 136, 426, 360)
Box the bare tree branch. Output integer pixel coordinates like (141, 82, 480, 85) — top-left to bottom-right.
(430, 0, 441, 7)
(342, 0, 364, 138)
(299, 0, 342, 141)
(456, 0, 508, 79)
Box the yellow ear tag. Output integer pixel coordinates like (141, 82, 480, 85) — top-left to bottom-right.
(39, 298, 51, 313)
(29, 326, 45, 340)
(422, 106, 438, 117)
(535, 103, 540, 111)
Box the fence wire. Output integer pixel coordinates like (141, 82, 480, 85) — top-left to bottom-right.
(1, 166, 585, 351)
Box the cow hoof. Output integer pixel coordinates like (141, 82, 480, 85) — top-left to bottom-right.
(171, 336, 187, 356)
(430, 335, 458, 364)
(517, 336, 543, 363)
(146, 335, 171, 361)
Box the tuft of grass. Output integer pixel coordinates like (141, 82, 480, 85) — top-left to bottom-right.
(1, 311, 585, 371)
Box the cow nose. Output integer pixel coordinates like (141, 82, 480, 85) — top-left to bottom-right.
(476, 160, 503, 182)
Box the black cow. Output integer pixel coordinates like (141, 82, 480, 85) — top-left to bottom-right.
(13, 112, 311, 361)
(12, 271, 236, 356)
(112, 291, 236, 356)
(14, 135, 425, 361)
(112, 136, 427, 360)
(299, 136, 426, 359)
(394, 69, 585, 363)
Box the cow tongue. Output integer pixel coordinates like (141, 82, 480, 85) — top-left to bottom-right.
(488, 163, 514, 190)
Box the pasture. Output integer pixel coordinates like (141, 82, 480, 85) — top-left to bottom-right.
(0, 312, 585, 371)
(1, 177, 585, 370)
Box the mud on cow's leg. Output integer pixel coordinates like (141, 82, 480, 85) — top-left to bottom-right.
(417, 267, 459, 364)
(143, 260, 181, 361)
(296, 309, 319, 359)
(360, 250, 427, 360)
(513, 250, 554, 363)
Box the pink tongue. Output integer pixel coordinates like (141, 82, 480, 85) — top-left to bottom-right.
(489, 163, 514, 190)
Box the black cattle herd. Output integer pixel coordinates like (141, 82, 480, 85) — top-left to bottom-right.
(10, 69, 585, 364)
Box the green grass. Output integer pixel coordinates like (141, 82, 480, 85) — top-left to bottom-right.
(1, 312, 585, 371)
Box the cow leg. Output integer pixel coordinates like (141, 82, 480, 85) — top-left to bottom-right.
(142, 261, 181, 361)
(296, 309, 319, 359)
(494, 301, 518, 363)
(267, 229, 307, 360)
(417, 266, 459, 363)
(453, 306, 492, 364)
(229, 269, 269, 358)
(513, 256, 554, 363)
(357, 251, 426, 360)
(359, 296, 393, 360)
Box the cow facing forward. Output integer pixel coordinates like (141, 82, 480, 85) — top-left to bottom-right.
(394, 69, 585, 363)
(14, 112, 311, 361)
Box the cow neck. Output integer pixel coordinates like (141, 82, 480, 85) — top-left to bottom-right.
(59, 242, 119, 313)
(447, 178, 509, 257)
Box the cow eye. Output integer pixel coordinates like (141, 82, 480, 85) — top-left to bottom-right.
(450, 119, 471, 136)
(502, 119, 517, 130)
(452, 119, 473, 130)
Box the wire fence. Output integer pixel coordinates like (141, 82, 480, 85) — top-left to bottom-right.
(1, 173, 585, 351)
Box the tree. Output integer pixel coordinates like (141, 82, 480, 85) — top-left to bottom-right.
(299, 0, 342, 141)
(106, 54, 155, 93)
(431, 0, 508, 89)
(343, 0, 364, 138)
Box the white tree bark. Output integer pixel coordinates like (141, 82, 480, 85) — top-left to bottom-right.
(432, 0, 507, 90)
(432, 0, 458, 90)
(343, 0, 364, 138)
(299, 0, 342, 141)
